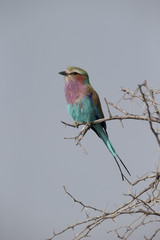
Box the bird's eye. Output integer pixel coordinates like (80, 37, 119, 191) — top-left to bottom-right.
(72, 72, 78, 75)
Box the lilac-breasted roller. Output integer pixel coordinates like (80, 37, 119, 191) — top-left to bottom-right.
(59, 66, 130, 180)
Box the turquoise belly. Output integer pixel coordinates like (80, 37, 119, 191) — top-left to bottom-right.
(67, 97, 96, 123)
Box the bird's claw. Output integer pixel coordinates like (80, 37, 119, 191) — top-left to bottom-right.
(73, 121, 79, 127)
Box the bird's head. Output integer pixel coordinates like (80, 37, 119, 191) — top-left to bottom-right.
(59, 66, 89, 85)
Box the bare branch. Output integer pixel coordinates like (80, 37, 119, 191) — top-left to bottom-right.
(138, 82, 160, 145)
(104, 97, 112, 117)
(47, 169, 160, 240)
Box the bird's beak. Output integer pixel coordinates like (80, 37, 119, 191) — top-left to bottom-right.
(59, 71, 68, 76)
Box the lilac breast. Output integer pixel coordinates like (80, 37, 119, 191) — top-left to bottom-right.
(65, 80, 86, 104)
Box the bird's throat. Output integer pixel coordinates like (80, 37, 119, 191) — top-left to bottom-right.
(65, 79, 86, 104)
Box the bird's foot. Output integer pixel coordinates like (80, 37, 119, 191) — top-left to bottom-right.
(73, 121, 79, 127)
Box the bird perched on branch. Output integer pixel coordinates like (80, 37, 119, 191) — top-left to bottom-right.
(59, 66, 130, 181)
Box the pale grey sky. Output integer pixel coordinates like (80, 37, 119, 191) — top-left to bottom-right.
(1, 1, 160, 240)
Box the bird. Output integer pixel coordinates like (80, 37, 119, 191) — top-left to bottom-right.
(59, 66, 131, 181)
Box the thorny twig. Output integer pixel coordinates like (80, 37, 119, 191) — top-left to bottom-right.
(138, 81, 160, 146)
(47, 168, 160, 240)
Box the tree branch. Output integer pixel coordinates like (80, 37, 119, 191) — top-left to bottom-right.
(47, 169, 160, 240)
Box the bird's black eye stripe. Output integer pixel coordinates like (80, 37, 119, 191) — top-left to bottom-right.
(70, 72, 78, 75)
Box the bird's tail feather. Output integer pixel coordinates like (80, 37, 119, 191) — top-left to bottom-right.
(105, 138, 131, 180)
(94, 125, 131, 181)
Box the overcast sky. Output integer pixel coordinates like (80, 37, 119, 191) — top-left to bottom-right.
(1, 1, 160, 240)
